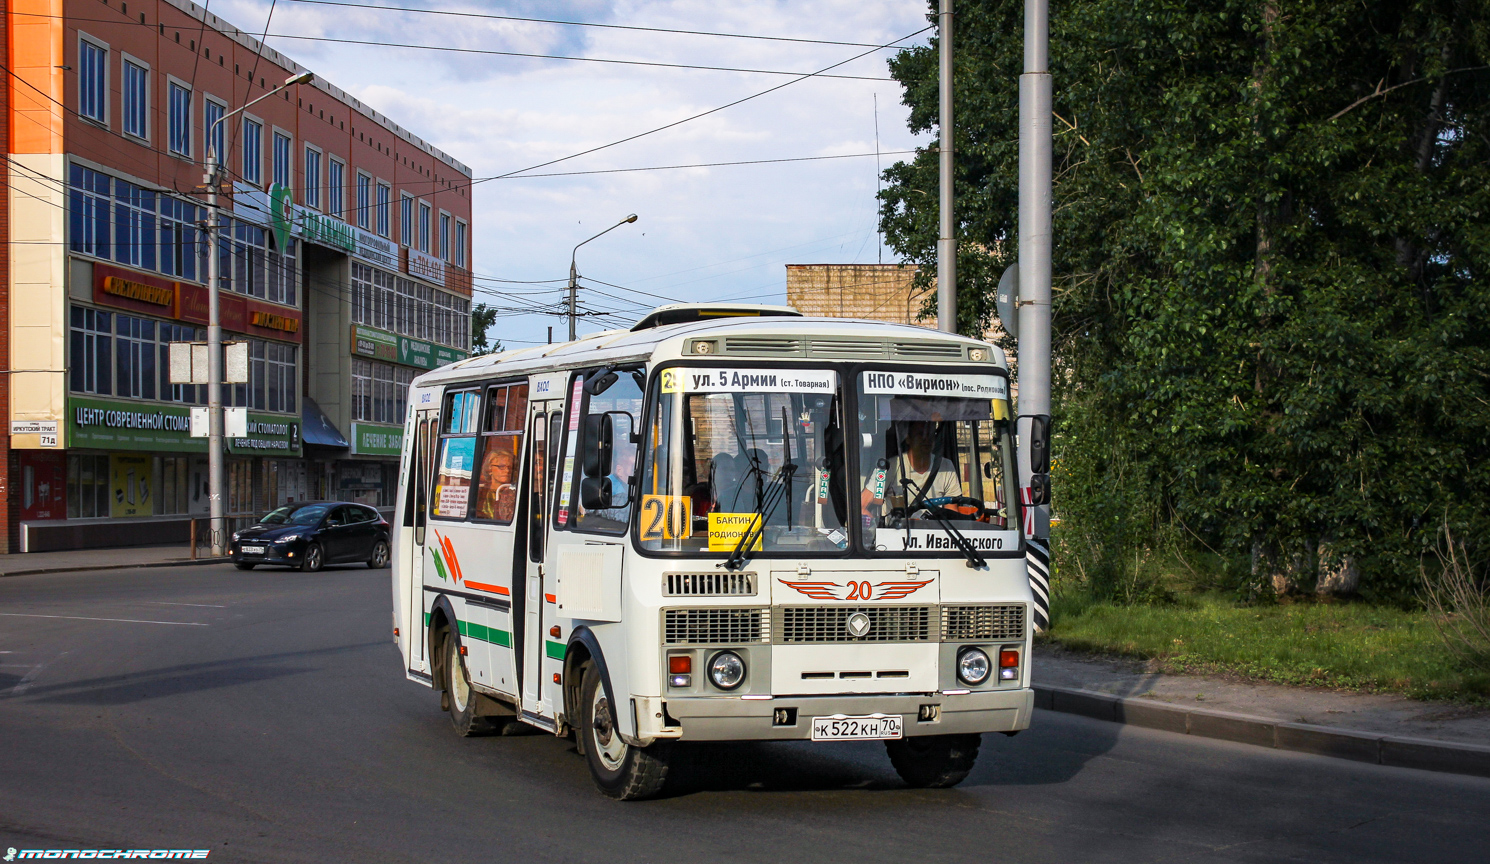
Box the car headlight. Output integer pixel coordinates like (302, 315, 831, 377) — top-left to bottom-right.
(957, 647, 992, 686)
(231, 532, 242, 542)
(273, 533, 301, 544)
(707, 651, 745, 690)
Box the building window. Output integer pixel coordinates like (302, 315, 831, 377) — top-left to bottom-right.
(157, 456, 192, 515)
(221, 217, 297, 305)
(159, 198, 202, 281)
(228, 339, 297, 413)
(396, 277, 416, 336)
(112, 179, 156, 271)
(203, 98, 226, 166)
(242, 118, 263, 184)
(121, 58, 147, 138)
(400, 193, 413, 246)
(79, 38, 107, 123)
(272, 132, 292, 189)
(396, 367, 414, 422)
(68, 165, 112, 259)
(115, 315, 158, 400)
(328, 158, 345, 218)
(356, 172, 371, 229)
(418, 201, 431, 253)
(376, 182, 391, 238)
(417, 283, 433, 340)
(304, 146, 321, 211)
(67, 454, 112, 519)
(439, 213, 451, 261)
(168, 82, 191, 157)
(455, 219, 467, 268)
(69, 306, 112, 395)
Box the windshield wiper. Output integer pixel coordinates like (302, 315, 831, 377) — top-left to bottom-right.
(724, 462, 797, 571)
(900, 477, 987, 569)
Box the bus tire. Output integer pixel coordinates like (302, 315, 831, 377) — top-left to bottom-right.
(885, 733, 981, 788)
(579, 663, 668, 800)
(444, 633, 492, 737)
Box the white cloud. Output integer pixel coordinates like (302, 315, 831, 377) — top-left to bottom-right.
(217, 0, 933, 343)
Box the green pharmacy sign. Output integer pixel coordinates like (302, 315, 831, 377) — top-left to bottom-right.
(351, 324, 467, 371)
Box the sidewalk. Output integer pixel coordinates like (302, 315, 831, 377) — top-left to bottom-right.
(0, 545, 225, 577)
(1034, 643, 1490, 777)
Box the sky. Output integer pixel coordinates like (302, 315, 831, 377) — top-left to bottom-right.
(211, 0, 935, 347)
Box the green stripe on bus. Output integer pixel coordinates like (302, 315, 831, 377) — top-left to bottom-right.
(453, 618, 513, 648)
(545, 640, 566, 661)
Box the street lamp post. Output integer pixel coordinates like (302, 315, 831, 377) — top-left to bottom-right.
(202, 70, 313, 556)
(566, 214, 638, 341)
(936, 0, 956, 333)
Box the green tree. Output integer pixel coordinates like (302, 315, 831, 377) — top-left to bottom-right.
(469, 302, 503, 355)
(881, 1, 1490, 599)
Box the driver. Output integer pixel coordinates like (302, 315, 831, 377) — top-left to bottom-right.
(862, 420, 961, 514)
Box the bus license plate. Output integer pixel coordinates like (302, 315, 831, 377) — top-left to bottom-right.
(240, 545, 266, 555)
(810, 714, 903, 741)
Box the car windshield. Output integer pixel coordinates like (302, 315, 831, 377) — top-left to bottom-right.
(856, 370, 1019, 555)
(261, 504, 330, 526)
(637, 367, 849, 555)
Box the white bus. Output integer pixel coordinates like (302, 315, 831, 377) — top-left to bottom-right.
(391, 304, 1034, 798)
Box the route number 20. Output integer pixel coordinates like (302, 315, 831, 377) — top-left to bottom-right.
(640, 495, 692, 541)
(845, 581, 875, 600)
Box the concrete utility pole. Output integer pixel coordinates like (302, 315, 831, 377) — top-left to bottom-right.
(936, 0, 956, 333)
(567, 214, 638, 341)
(1017, 0, 1054, 629)
(203, 71, 313, 555)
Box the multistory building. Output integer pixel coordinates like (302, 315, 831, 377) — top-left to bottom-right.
(7, 0, 473, 551)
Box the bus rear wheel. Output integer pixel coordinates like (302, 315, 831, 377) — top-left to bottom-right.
(885, 733, 981, 788)
(580, 663, 669, 800)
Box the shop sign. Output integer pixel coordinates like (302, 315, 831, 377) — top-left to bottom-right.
(67, 396, 301, 456)
(296, 206, 356, 253)
(408, 248, 446, 286)
(351, 324, 468, 370)
(269, 184, 295, 251)
(110, 453, 153, 518)
(250, 309, 301, 334)
(93, 263, 182, 318)
(233, 182, 273, 225)
(355, 228, 399, 270)
(177, 286, 302, 343)
(351, 422, 404, 456)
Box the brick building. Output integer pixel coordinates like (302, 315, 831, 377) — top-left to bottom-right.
(785, 263, 933, 327)
(6, 0, 474, 551)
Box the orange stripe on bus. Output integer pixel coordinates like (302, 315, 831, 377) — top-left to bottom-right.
(465, 581, 511, 596)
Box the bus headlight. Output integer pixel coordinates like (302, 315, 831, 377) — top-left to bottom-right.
(957, 647, 992, 686)
(708, 651, 746, 690)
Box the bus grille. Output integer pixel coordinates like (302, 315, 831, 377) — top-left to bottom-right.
(942, 604, 1026, 640)
(892, 341, 966, 359)
(776, 606, 934, 643)
(664, 572, 757, 597)
(723, 336, 803, 356)
(663, 608, 769, 644)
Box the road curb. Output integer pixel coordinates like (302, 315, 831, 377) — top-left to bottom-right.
(1034, 684, 1490, 780)
(0, 556, 227, 578)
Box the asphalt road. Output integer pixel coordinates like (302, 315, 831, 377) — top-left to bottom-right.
(2, 563, 1488, 864)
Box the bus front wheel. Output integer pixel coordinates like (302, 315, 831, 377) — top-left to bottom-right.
(444, 633, 490, 737)
(885, 733, 981, 788)
(580, 663, 669, 800)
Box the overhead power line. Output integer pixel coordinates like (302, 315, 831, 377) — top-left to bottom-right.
(283, 0, 890, 48)
(490, 149, 916, 179)
(262, 33, 892, 80)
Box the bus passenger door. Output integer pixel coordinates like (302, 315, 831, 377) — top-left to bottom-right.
(407, 409, 439, 676)
(521, 399, 562, 717)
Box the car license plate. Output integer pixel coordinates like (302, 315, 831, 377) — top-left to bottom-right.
(810, 713, 903, 741)
(240, 545, 266, 555)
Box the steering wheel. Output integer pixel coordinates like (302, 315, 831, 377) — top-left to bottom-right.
(916, 495, 992, 522)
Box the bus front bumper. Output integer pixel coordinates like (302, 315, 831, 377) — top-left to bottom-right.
(649, 687, 1033, 743)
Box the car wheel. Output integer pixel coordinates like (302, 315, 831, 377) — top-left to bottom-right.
(299, 542, 325, 572)
(234, 562, 256, 570)
(580, 662, 670, 800)
(367, 538, 390, 569)
(885, 733, 981, 788)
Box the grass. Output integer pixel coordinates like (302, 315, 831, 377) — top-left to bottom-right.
(1044, 591, 1490, 702)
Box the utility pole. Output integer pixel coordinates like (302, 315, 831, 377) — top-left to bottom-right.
(203, 71, 313, 555)
(567, 214, 638, 341)
(1017, 0, 1054, 629)
(936, 0, 956, 333)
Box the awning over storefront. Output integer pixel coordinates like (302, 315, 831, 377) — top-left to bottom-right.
(302, 397, 349, 449)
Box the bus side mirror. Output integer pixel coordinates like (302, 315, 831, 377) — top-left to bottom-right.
(1028, 474, 1050, 506)
(1028, 415, 1050, 475)
(580, 476, 613, 510)
(583, 413, 614, 478)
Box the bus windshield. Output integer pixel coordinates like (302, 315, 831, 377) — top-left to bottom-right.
(637, 367, 849, 555)
(856, 370, 1019, 555)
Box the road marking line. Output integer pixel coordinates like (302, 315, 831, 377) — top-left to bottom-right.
(0, 612, 208, 626)
(10, 651, 66, 696)
(150, 602, 227, 608)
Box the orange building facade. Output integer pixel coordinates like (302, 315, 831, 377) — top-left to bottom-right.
(6, 0, 474, 551)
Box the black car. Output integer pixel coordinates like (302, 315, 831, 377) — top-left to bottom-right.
(230, 501, 391, 571)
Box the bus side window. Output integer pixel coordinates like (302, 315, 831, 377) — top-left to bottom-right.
(529, 411, 547, 562)
(572, 368, 644, 534)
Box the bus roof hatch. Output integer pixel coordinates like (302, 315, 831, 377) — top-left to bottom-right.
(630, 303, 803, 331)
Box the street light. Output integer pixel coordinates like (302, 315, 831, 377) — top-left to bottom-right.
(201, 70, 314, 556)
(567, 214, 638, 341)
